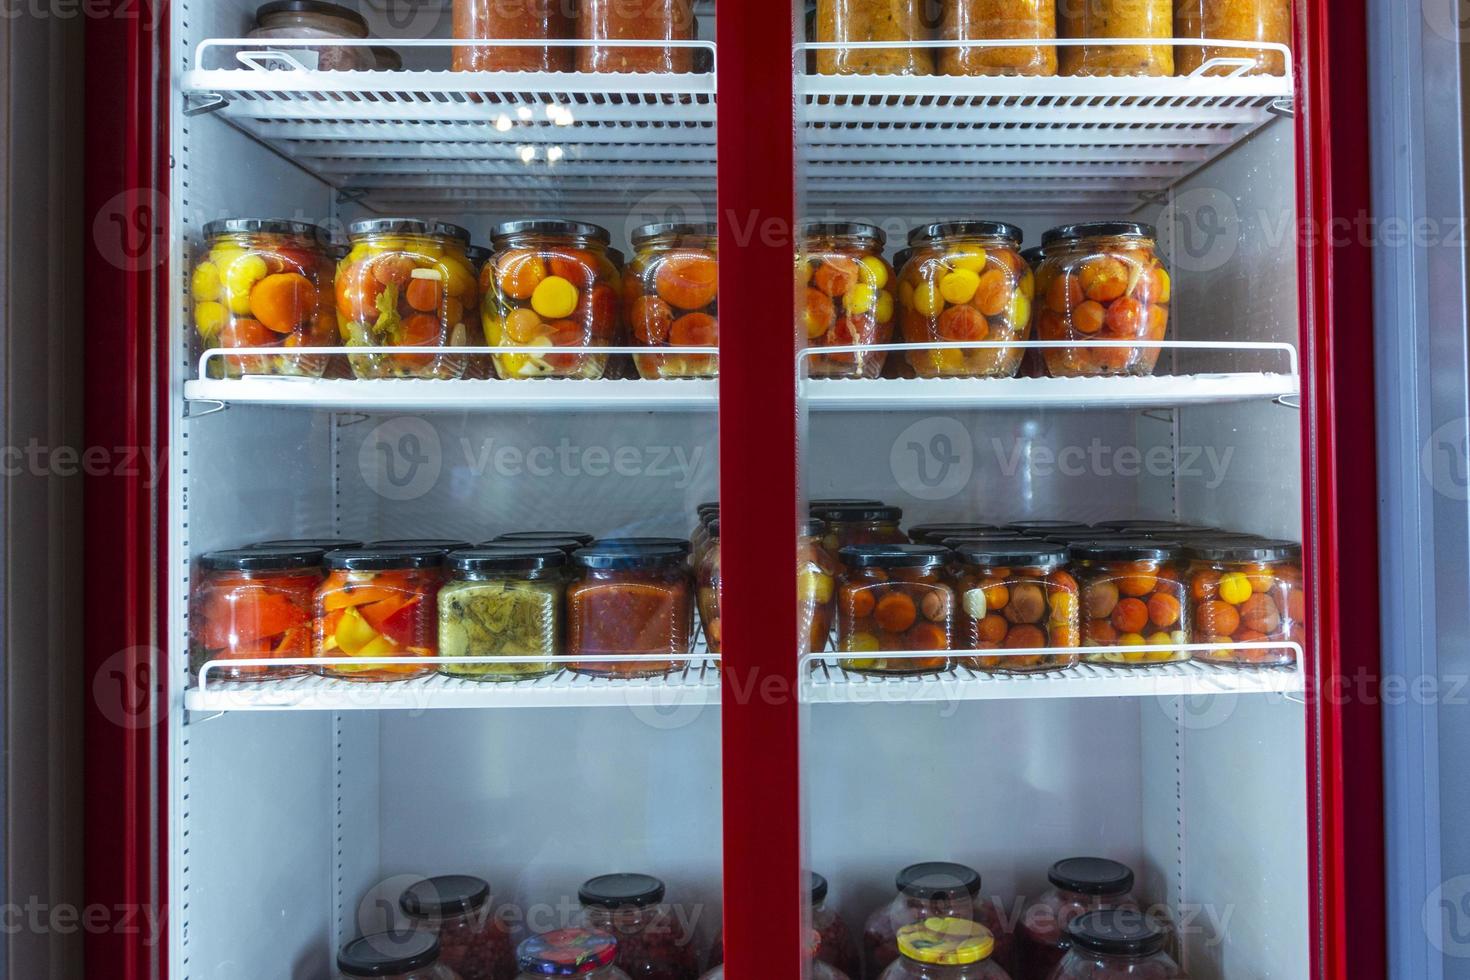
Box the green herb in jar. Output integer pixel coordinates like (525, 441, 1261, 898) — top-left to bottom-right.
(438, 548, 566, 681)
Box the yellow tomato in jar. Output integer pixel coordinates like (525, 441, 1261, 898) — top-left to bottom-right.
(530, 276, 579, 319)
(860, 255, 889, 290)
(946, 246, 987, 272)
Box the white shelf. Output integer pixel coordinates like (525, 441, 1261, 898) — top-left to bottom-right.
(804, 371, 1297, 411)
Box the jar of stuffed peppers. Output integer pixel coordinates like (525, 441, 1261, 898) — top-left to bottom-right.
(815, 504, 907, 556)
(1057, 0, 1173, 77)
(485, 220, 620, 379)
(339, 931, 457, 980)
(814, 0, 933, 75)
(515, 930, 629, 980)
(452, 0, 573, 72)
(567, 543, 693, 677)
(336, 219, 478, 379)
(193, 219, 338, 378)
(836, 545, 953, 673)
(438, 547, 566, 682)
(1175, 0, 1291, 77)
(400, 875, 518, 980)
(313, 546, 442, 681)
(696, 521, 722, 652)
(1185, 537, 1303, 666)
(1015, 858, 1140, 980)
(939, 0, 1058, 77)
(1050, 909, 1184, 980)
(1070, 540, 1188, 666)
(865, 863, 1011, 977)
(952, 541, 1079, 673)
(626, 223, 719, 379)
(898, 221, 1031, 378)
(574, 875, 699, 980)
(191, 546, 324, 680)
(799, 519, 840, 654)
(577, 0, 696, 73)
(800, 223, 896, 380)
(1035, 222, 1170, 378)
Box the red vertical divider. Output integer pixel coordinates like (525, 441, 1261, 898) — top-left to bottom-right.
(716, 0, 802, 977)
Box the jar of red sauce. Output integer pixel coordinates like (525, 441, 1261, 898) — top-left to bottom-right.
(1015, 858, 1139, 980)
(864, 863, 1011, 977)
(401, 875, 517, 980)
(567, 543, 694, 677)
(575, 874, 699, 980)
(517, 929, 630, 980)
(1050, 909, 1184, 980)
(191, 546, 324, 680)
(338, 931, 456, 980)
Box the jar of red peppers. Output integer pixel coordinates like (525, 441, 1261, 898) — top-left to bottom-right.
(339, 931, 457, 980)
(314, 546, 442, 681)
(801, 223, 896, 380)
(452, 0, 573, 72)
(1185, 537, 1303, 666)
(1050, 910, 1184, 980)
(577, 0, 695, 73)
(486, 220, 620, 380)
(815, 504, 907, 556)
(191, 546, 324, 681)
(952, 541, 1080, 673)
(574, 874, 699, 980)
(626, 223, 719, 379)
(194, 219, 338, 378)
(696, 521, 722, 653)
(865, 863, 1011, 979)
(837, 545, 954, 674)
(1015, 858, 1139, 980)
(1070, 540, 1188, 666)
(799, 519, 841, 654)
(517, 930, 631, 980)
(401, 875, 518, 980)
(567, 543, 693, 677)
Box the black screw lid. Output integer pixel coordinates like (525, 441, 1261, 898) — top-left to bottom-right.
(1066, 909, 1168, 958)
(579, 873, 666, 909)
(494, 531, 596, 547)
(323, 546, 445, 571)
(809, 872, 829, 905)
(202, 217, 330, 242)
(449, 547, 567, 573)
(466, 244, 492, 266)
(939, 533, 1034, 550)
(1067, 539, 1181, 562)
(592, 536, 692, 555)
(799, 518, 827, 537)
(199, 546, 326, 571)
(491, 219, 611, 245)
(480, 538, 587, 556)
(1021, 246, 1045, 265)
(956, 541, 1068, 568)
(337, 931, 441, 977)
(631, 222, 718, 244)
(891, 248, 913, 272)
(800, 221, 886, 246)
(1048, 858, 1135, 896)
(896, 862, 981, 900)
(573, 543, 688, 570)
(400, 874, 492, 918)
(1007, 520, 1096, 535)
(909, 523, 1002, 545)
(808, 498, 884, 510)
(696, 501, 721, 516)
(1183, 537, 1302, 563)
(839, 544, 948, 570)
(253, 537, 364, 551)
(1042, 221, 1156, 246)
(370, 539, 473, 553)
(906, 220, 1023, 247)
(813, 504, 902, 524)
(1093, 519, 1214, 532)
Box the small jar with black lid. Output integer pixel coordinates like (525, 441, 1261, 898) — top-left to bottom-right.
(516, 929, 629, 980)
(574, 874, 699, 980)
(1050, 909, 1184, 980)
(800, 223, 896, 380)
(836, 545, 953, 674)
(400, 875, 517, 980)
(815, 504, 907, 559)
(625, 222, 719, 380)
(566, 543, 694, 677)
(1015, 858, 1141, 980)
(313, 546, 443, 681)
(191, 546, 325, 681)
(1185, 537, 1304, 667)
(338, 930, 456, 980)
(864, 862, 1011, 977)
(952, 541, 1080, 673)
(438, 547, 567, 681)
(1071, 540, 1189, 666)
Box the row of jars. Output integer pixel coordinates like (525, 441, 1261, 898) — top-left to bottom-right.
(812, 0, 1290, 78)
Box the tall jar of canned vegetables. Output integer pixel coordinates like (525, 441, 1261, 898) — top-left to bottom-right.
(939, 0, 1058, 77)
(192, 219, 338, 378)
(800, 222, 896, 380)
(1175, 0, 1292, 77)
(625, 222, 718, 379)
(335, 219, 479, 379)
(1057, 0, 1173, 77)
(814, 0, 933, 75)
(484, 220, 621, 379)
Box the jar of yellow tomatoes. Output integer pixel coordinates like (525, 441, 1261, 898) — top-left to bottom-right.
(1185, 537, 1303, 666)
(1071, 539, 1189, 666)
(800, 223, 896, 379)
(193, 219, 338, 378)
(626, 222, 719, 379)
(952, 540, 1080, 673)
(897, 220, 1032, 378)
(1058, 0, 1173, 77)
(335, 219, 479, 380)
(485, 220, 621, 379)
(836, 544, 954, 674)
(1175, 0, 1292, 77)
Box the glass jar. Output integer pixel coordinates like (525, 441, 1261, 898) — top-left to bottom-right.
(337, 219, 479, 380)
(939, 0, 1058, 76)
(1017, 245, 1047, 378)
(815, 0, 933, 75)
(1185, 537, 1303, 666)
(1034, 223, 1170, 378)
(866, 864, 1011, 977)
(800, 224, 896, 379)
(952, 541, 1079, 673)
(626, 223, 719, 379)
(799, 520, 841, 654)
(836, 545, 954, 674)
(815, 505, 907, 556)
(313, 547, 443, 681)
(372, 46, 404, 70)
(567, 543, 694, 677)
(1050, 910, 1184, 980)
(190, 546, 324, 681)
(401, 875, 518, 980)
(690, 504, 719, 567)
(574, 875, 699, 980)
(876, 918, 1008, 980)
(1015, 858, 1139, 980)
(249, 1, 373, 71)
(338, 931, 457, 980)
(516, 930, 631, 980)
(908, 524, 1002, 546)
(1071, 540, 1188, 666)
(438, 547, 566, 682)
(898, 221, 1031, 379)
(194, 219, 337, 378)
(485, 220, 620, 379)
(696, 521, 722, 652)
(1057, 0, 1173, 77)
(577, 0, 696, 73)
(1175, 0, 1291, 77)
(452, 0, 574, 72)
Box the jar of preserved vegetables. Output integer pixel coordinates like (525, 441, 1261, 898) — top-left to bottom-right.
(799, 519, 841, 654)
(865, 863, 1011, 978)
(337, 219, 479, 379)
(485, 220, 620, 380)
(1035, 223, 1170, 378)
(194, 219, 337, 378)
(696, 520, 722, 652)
(314, 546, 443, 681)
(1070, 540, 1188, 666)
(339, 931, 457, 980)
(1185, 537, 1303, 666)
(898, 221, 1031, 379)
(438, 547, 566, 681)
(191, 546, 324, 680)
(836, 545, 953, 674)
(567, 543, 694, 677)
(249, 1, 373, 70)
(801, 223, 896, 379)
(815, 505, 907, 557)
(1057, 0, 1173, 77)
(578, 0, 696, 73)
(876, 918, 1008, 980)
(517, 930, 630, 980)
(626, 223, 719, 379)
(1050, 910, 1184, 980)
(1175, 0, 1291, 77)
(452, 0, 573, 72)
(815, 0, 933, 75)
(401, 875, 518, 980)
(1015, 858, 1139, 980)
(574, 875, 699, 980)
(952, 541, 1079, 673)
(939, 0, 1057, 76)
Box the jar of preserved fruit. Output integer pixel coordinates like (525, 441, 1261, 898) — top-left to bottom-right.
(452, 0, 573, 72)
(815, 0, 933, 75)
(249, 1, 373, 71)
(578, 0, 695, 73)
(337, 219, 479, 379)
(567, 543, 693, 677)
(801, 224, 896, 379)
(952, 541, 1079, 673)
(877, 918, 1008, 980)
(191, 546, 324, 680)
(339, 931, 458, 980)
(836, 546, 954, 674)
(696, 521, 722, 652)
(1015, 858, 1139, 980)
(485, 220, 620, 379)
(194, 219, 337, 378)
(1185, 537, 1302, 666)
(939, 0, 1058, 76)
(898, 221, 1031, 379)
(438, 547, 566, 681)
(708, 873, 858, 979)
(574, 875, 699, 980)
(1034, 223, 1170, 378)
(401, 875, 518, 980)
(517, 930, 630, 980)
(799, 519, 841, 653)
(626, 223, 719, 379)
(908, 524, 1002, 545)
(815, 504, 907, 555)
(1070, 540, 1188, 666)
(866, 864, 1012, 977)
(1057, 0, 1173, 77)
(1175, 0, 1291, 76)
(314, 546, 442, 681)
(1050, 910, 1183, 980)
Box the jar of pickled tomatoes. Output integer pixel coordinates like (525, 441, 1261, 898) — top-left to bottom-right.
(574, 874, 700, 980)
(193, 219, 337, 378)
(452, 0, 573, 72)
(815, 504, 907, 556)
(801, 223, 896, 379)
(626, 223, 719, 379)
(516, 930, 630, 980)
(338, 931, 457, 980)
(1185, 537, 1303, 666)
(696, 521, 722, 653)
(836, 545, 953, 674)
(939, 0, 1058, 77)
(952, 541, 1079, 673)
(799, 519, 841, 654)
(1034, 223, 1170, 378)
(313, 546, 443, 681)
(486, 220, 620, 380)
(1057, 0, 1173, 77)
(567, 543, 694, 677)
(1071, 540, 1188, 666)
(400, 875, 518, 980)
(898, 221, 1032, 378)
(577, 0, 696, 73)
(337, 219, 479, 379)
(814, 0, 933, 75)
(1015, 858, 1140, 980)
(1175, 0, 1291, 77)
(866, 863, 1012, 977)
(191, 546, 324, 681)
(1050, 909, 1184, 980)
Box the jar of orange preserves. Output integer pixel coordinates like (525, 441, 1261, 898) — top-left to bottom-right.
(836, 545, 953, 674)
(815, 0, 933, 75)
(626, 223, 719, 379)
(952, 541, 1079, 673)
(940, 0, 1058, 77)
(800, 223, 896, 379)
(191, 546, 324, 680)
(313, 546, 442, 681)
(578, 0, 695, 73)
(452, 0, 573, 72)
(1058, 0, 1173, 77)
(1175, 0, 1291, 77)
(1071, 540, 1189, 666)
(1185, 537, 1303, 666)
